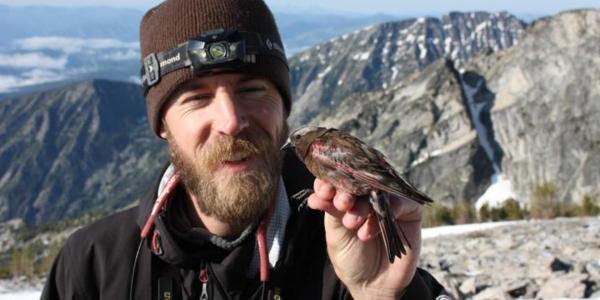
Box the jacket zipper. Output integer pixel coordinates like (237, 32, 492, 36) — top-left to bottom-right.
(200, 265, 209, 300)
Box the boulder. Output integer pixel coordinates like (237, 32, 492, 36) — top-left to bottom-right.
(536, 273, 588, 298)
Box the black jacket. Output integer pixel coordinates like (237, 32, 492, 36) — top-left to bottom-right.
(41, 152, 447, 300)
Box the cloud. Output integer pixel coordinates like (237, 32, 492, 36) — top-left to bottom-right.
(1, 36, 140, 93)
(14, 36, 138, 54)
(128, 75, 142, 85)
(0, 70, 65, 93)
(0, 75, 20, 92)
(100, 48, 140, 61)
(0, 52, 68, 69)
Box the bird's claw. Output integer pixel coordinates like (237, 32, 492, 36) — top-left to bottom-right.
(292, 189, 314, 211)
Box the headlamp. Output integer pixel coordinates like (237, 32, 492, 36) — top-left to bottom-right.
(141, 28, 287, 94)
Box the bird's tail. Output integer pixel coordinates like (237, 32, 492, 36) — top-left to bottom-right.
(370, 191, 409, 263)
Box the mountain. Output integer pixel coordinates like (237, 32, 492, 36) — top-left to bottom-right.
(288, 11, 527, 127)
(300, 9, 600, 207)
(309, 58, 494, 205)
(0, 80, 166, 224)
(275, 12, 399, 54)
(0, 9, 598, 226)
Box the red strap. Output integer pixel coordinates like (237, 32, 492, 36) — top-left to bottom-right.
(141, 173, 181, 238)
(199, 268, 209, 283)
(151, 231, 162, 254)
(256, 181, 279, 282)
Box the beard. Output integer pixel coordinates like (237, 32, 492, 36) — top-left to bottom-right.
(167, 124, 288, 231)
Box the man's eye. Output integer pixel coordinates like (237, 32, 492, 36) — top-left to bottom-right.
(182, 94, 211, 105)
(237, 86, 265, 94)
(190, 93, 212, 100)
(192, 95, 211, 100)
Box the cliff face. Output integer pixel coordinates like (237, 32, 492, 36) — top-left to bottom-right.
(308, 58, 493, 204)
(465, 9, 600, 204)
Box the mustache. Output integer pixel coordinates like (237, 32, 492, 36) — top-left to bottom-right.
(199, 130, 274, 170)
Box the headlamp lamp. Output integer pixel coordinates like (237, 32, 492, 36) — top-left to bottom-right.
(141, 28, 287, 94)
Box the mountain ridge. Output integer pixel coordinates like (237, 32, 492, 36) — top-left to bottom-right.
(299, 9, 599, 208)
(0, 79, 166, 224)
(288, 11, 527, 126)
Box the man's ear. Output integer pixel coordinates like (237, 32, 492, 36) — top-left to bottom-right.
(159, 121, 168, 139)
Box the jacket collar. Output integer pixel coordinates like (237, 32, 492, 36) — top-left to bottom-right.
(135, 149, 315, 269)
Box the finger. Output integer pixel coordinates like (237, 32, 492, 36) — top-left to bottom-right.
(307, 193, 335, 211)
(307, 194, 344, 218)
(314, 178, 326, 192)
(332, 191, 355, 212)
(356, 214, 381, 241)
(342, 200, 370, 230)
(314, 179, 336, 202)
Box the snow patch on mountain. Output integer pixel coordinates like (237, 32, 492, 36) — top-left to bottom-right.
(475, 174, 519, 210)
(459, 71, 518, 209)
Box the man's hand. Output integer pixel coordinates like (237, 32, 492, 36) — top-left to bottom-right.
(307, 178, 423, 300)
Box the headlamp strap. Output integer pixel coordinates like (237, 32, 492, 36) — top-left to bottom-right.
(141, 30, 287, 93)
(157, 45, 192, 77)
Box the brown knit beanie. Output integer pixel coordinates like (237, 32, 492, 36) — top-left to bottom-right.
(139, 0, 291, 136)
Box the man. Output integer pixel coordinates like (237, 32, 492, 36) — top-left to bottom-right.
(41, 0, 448, 299)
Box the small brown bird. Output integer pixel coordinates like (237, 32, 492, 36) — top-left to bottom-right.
(282, 126, 433, 263)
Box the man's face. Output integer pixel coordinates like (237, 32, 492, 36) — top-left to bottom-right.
(160, 73, 288, 229)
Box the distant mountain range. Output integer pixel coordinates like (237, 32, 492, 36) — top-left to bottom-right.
(0, 4, 396, 97)
(0, 80, 166, 223)
(0, 9, 598, 225)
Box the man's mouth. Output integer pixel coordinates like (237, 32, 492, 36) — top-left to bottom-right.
(217, 154, 259, 172)
(224, 152, 250, 162)
(224, 157, 249, 163)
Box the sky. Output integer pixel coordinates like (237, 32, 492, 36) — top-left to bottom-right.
(0, 0, 598, 16)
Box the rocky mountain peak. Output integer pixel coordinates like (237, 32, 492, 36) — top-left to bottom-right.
(294, 9, 599, 208)
(288, 11, 526, 127)
(527, 9, 599, 42)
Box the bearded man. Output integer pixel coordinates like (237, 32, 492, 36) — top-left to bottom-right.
(41, 0, 448, 299)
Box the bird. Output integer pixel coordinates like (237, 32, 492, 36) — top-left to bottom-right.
(282, 126, 434, 263)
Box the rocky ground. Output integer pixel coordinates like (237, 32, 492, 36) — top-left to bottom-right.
(1, 217, 599, 299)
(420, 217, 600, 299)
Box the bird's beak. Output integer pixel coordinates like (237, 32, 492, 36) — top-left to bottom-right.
(280, 139, 294, 151)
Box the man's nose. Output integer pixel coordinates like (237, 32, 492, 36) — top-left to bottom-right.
(214, 87, 248, 136)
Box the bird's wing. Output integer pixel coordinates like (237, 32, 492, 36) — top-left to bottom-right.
(362, 145, 433, 204)
(314, 129, 433, 204)
(352, 169, 432, 204)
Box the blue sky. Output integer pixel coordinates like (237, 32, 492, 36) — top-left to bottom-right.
(0, 0, 598, 16)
